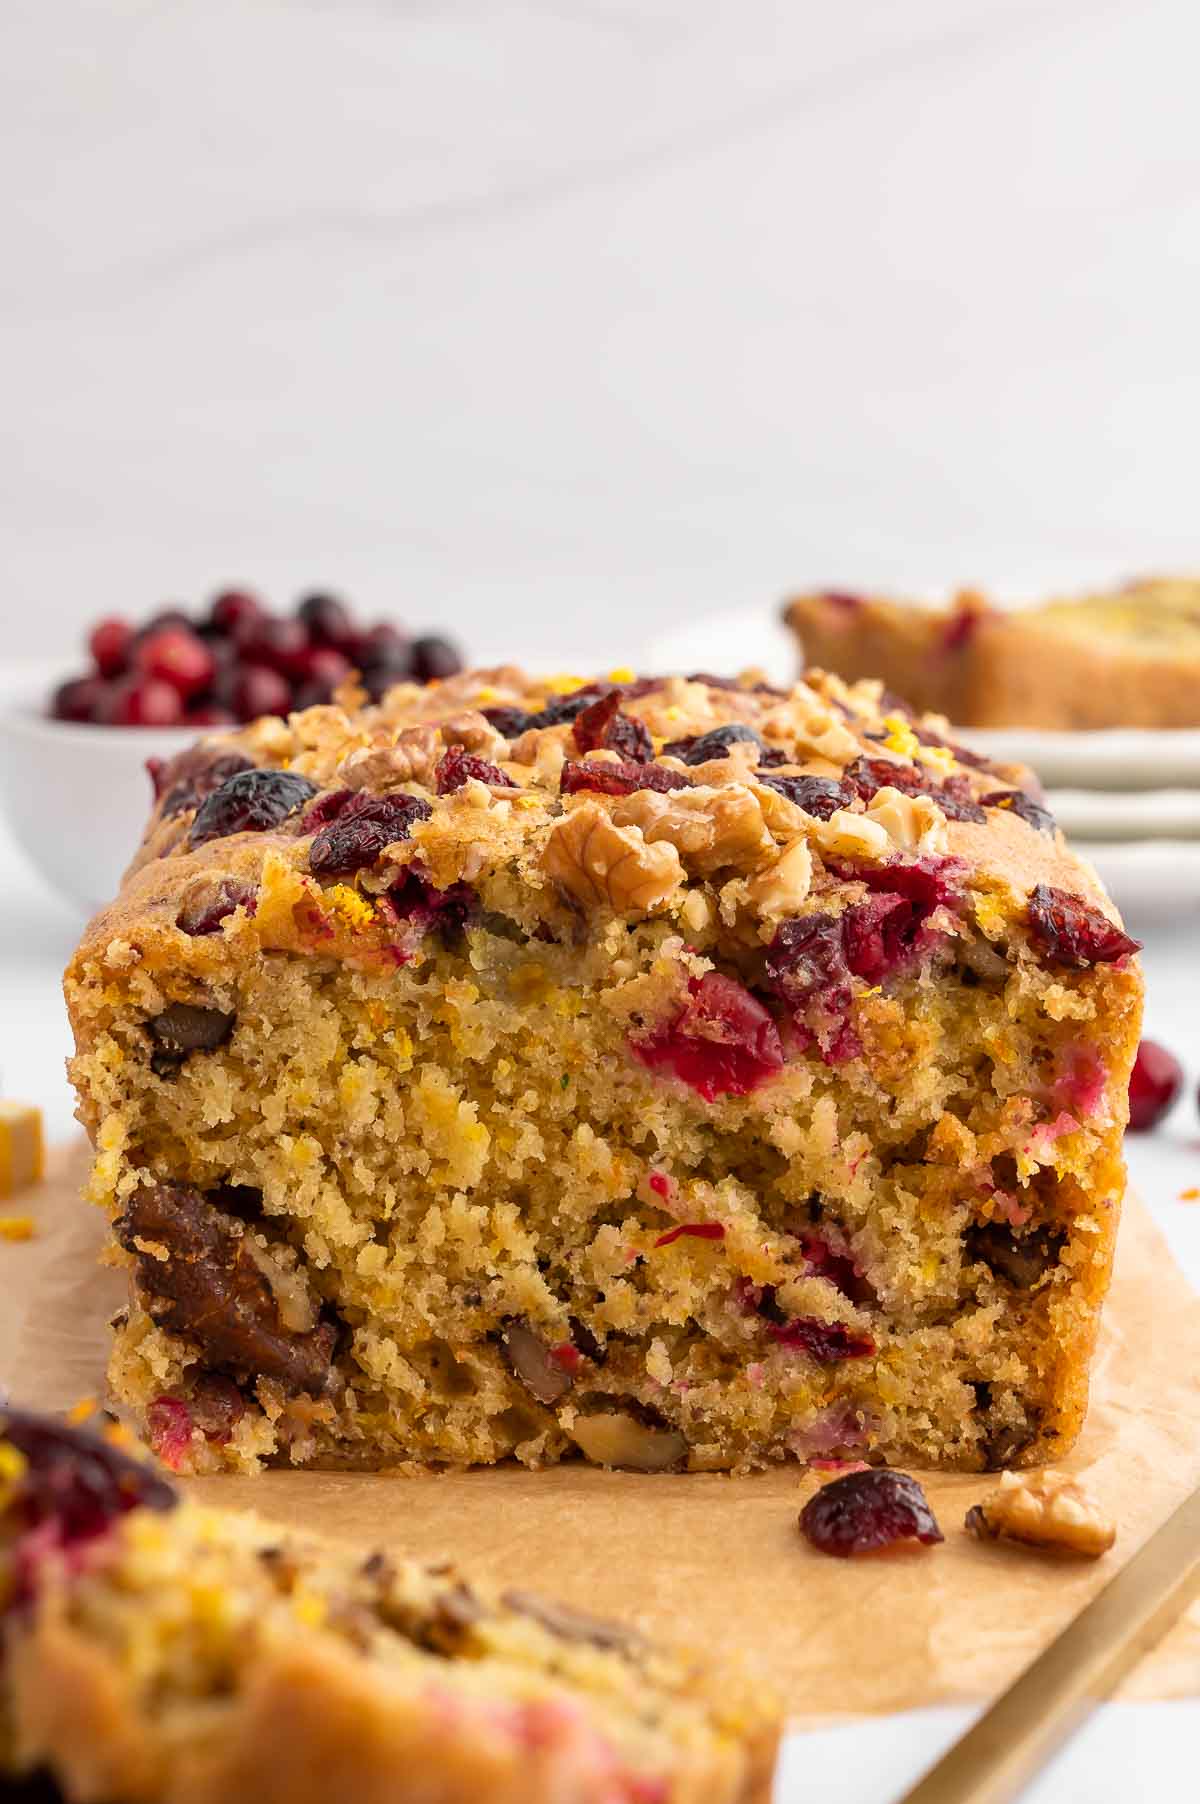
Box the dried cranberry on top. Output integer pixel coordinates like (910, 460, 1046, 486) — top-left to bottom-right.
(189, 768, 318, 847)
(758, 773, 854, 820)
(910, 720, 998, 774)
(799, 1468, 943, 1558)
(981, 790, 1057, 835)
(435, 747, 511, 793)
(159, 750, 256, 820)
(560, 759, 691, 798)
(309, 792, 433, 877)
(846, 755, 985, 824)
(571, 691, 653, 762)
(660, 723, 766, 766)
(297, 788, 360, 834)
(481, 705, 537, 738)
(483, 686, 609, 741)
(1026, 884, 1140, 969)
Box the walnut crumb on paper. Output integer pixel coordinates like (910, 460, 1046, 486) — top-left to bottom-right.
(965, 1469, 1115, 1558)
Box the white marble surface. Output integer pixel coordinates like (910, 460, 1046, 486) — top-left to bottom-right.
(6, 0, 1200, 666)
(4, 0, 1200, 1794)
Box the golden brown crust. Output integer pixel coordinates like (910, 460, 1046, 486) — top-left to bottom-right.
(78, 663, 1120, 971)
(784, 580, 1200, 728)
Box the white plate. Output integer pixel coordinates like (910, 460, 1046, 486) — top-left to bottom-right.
(1047, 788, 1200, 842)
(1072, 841, 1200, 932)
(959, 726, 1200, 791)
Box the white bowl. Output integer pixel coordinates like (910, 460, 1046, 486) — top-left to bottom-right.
(0, 695, 212, 916)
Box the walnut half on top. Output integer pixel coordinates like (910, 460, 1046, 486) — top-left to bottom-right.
(965, 1469, 1116, 1558)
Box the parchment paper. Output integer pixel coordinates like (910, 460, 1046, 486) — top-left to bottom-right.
(2, 1141, 1197, 1716)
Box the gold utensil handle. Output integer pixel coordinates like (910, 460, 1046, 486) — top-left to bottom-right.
(897, 1482, 1200, 1804)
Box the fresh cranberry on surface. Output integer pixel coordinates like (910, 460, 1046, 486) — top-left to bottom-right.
(237, 615, 310, 677)
(1127, 1040, 1184, 1132)
(135, 607, 193, 640)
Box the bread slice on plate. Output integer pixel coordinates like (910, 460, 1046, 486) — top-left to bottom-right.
(784, 578, 1200, 729)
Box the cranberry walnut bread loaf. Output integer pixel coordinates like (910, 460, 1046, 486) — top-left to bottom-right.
(64, 666, 1143, 1477)
(0, 1408, 779, 1804)
(785, 577, 1200, 729)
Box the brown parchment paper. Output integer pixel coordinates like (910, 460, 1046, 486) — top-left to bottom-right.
(2, 1140, 1198, 1718)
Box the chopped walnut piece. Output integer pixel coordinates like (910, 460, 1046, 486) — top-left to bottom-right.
(438, 710, 509, 758)
(811, 809, 891, 862)
(760, 703, 861, 766)
(864, 786, 950, 854)
(339, 726, 441, 790)
(965, 1469, 1115, 1558)
(542, 802, 684, 914)
(569, 1410, 687, 1471)
(745, 836, 813, 921)
(608, 785, 774, 878)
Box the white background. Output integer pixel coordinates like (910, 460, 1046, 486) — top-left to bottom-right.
(5, 0, 1200, 667)
(3, 2, 1200, 1798)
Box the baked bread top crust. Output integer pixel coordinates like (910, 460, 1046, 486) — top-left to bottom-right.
(74, 664, 1127, 984)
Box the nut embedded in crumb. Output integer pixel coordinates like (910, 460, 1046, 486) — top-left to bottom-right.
(965, 1469, 1115, 1558)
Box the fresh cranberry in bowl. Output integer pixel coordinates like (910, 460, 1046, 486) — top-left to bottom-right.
(136, 626, 216, 698)
(88, 616, 134, 677)
(236, 614, 310, 678)
(1127, 1039, 1183, 1132)
(297, 592, 355, 649)
(51, 675, 110, 723)
(15, 589, 465, 913)
(101, 675, 186, 727)
(207, 589, 263, 635)
(225, 664, 291, 723)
